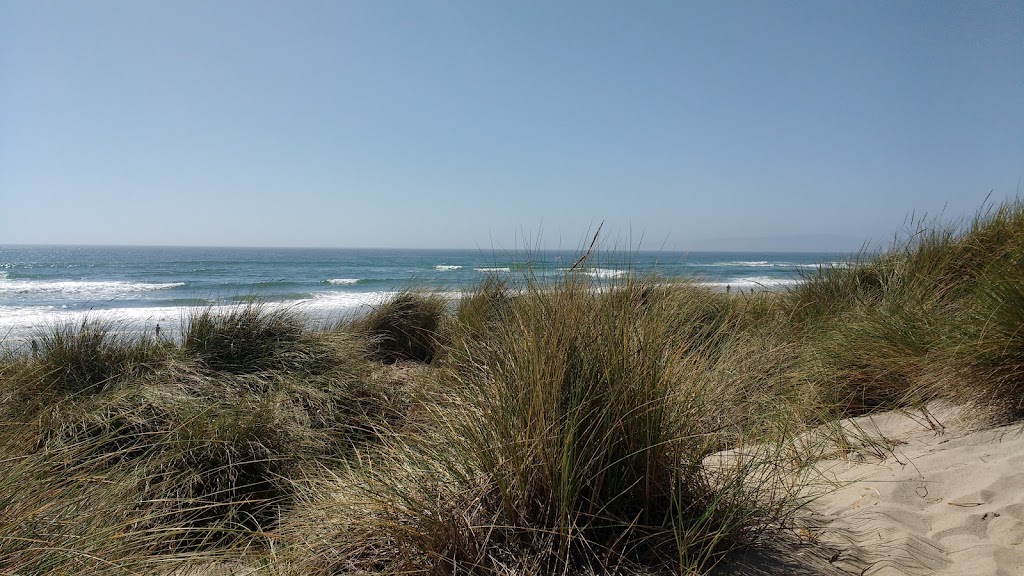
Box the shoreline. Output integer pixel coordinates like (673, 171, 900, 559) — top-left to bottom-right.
(0, 279, 797, 346)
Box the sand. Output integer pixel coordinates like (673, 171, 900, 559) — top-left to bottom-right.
(777, 405, 1024, 575)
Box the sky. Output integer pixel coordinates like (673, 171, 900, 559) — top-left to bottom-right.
(1, 1, 1021, 251)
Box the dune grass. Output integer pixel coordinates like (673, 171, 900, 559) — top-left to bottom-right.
(787, 199, 1024, 423)
(29, 317, 169, 396)
(439, 275, 798, 571)
(5, 198, 1024, 574)
(357, 291, 450, 364)
(454, 275, 510, 335)
(277, 272, 808, 576)
(0, 305, 409, 573)
(183, 302, 321, 374)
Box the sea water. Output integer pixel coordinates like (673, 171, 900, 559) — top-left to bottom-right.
(0, 246, 851, 343)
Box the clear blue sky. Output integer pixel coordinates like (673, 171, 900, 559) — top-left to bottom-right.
(2, 1, 1021, 251)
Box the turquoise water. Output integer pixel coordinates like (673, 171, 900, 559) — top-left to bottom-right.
(0, 246, 850, 340)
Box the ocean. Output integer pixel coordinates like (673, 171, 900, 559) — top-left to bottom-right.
(0, 246, 850, 343)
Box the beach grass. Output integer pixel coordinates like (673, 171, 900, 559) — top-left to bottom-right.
(357, 291, 450, 364)
(4, 198, 1024, 574)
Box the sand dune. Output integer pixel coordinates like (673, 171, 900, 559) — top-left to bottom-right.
(793, 407, 1024, 575)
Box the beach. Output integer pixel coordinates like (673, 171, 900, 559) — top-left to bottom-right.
(796, 406, 1024, 575)
(4, 0, 1020, 571)
(718, 404, 1024, 576)
(3, 211, 1024, 574)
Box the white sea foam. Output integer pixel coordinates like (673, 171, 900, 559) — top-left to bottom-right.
(308, 290, 461, 306)
(474, 267, 511, 273)
(705, 276, 803, 290)
(307, 291, 398, 308)
(0, 289, 470, 345)
(299, 290, 461, 324)
(0, 304, 186, 343)
(0, 300, 361, 346)
(0, 279, 185, 299)
(0, 292, 395, 345)
(764, 262, 851, 270)
(434, 265, 463, 271)
(689, 261, 774, 268)
(693, 261, 850, 270)
(326, 278, 360, 285)
(556, 267, 626, 279)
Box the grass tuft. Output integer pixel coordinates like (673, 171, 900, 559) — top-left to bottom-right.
(454, 275, 510, 335)
(31, 318, 166, 396)
(287, 272, 803, 575)
(359, 291, 449, 364)
(183, 303, 314, 374)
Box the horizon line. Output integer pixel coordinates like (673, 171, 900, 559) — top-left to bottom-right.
(0, 242, 858, 254)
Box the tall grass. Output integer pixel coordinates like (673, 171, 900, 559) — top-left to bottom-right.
(965, 259, 1024, 417)
(454, 275, 510, 335)
(183, 303, 316, 374)
(791, 199, 1024, 420)
(447, 275, 797, 571)
(358, 291, 450, 364)
(283, 272, 804, 575)
(31, 318, 167, 396)
(0, 310, 406, 573)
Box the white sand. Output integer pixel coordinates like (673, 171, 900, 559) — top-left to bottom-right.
(795, 406, 1024, 575)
